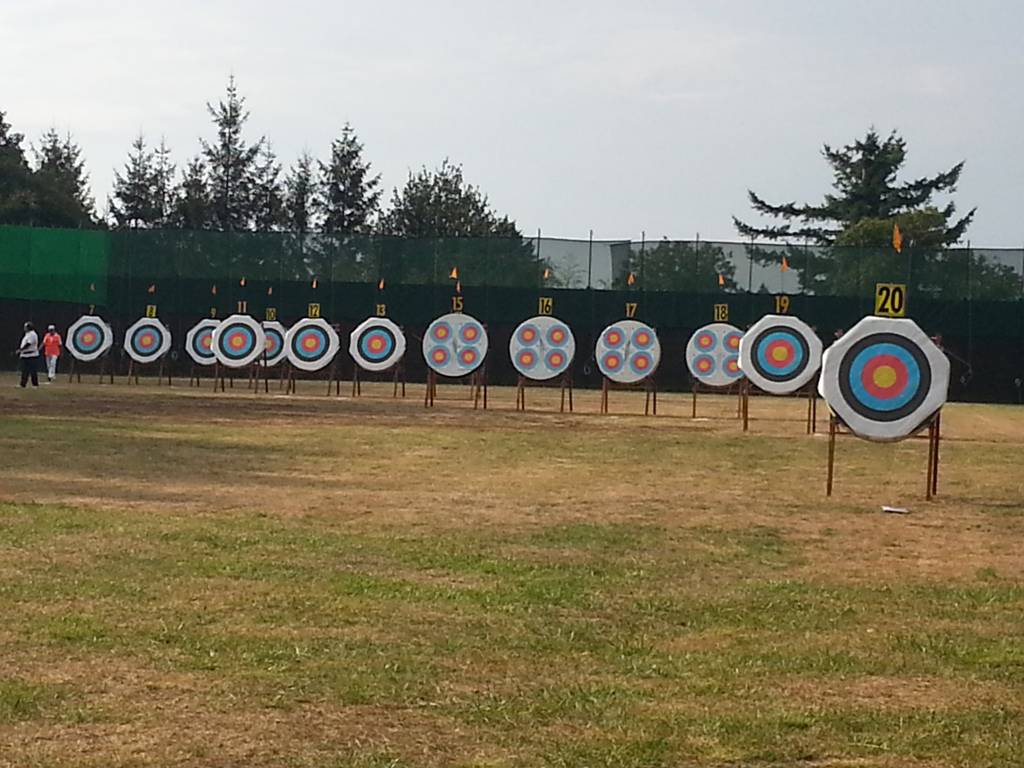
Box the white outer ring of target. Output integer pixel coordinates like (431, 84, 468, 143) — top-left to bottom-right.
(739, 314, 823, 395)
(123, 316, 172, 364)
(66, 314, 113, 362)
(349, 317, 407, 373)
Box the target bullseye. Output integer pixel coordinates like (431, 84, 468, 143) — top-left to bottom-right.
(422, 313, 488, 377)
(819, 316, 949, 441)
(739, 314, 823, 394)
(686, 322, 744, 388)
(509, 316, 575, 381)
(67, 315, 114, 362)
(595, 320, 660, 384)
(124, 317, 171, 365)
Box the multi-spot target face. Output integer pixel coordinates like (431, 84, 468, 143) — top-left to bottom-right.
(819, 316, 950, 442)
(509, 316, 576, 381)
(686, 322, 744, 388)
(349, 317, 407, 372)
(211, 314, 267, 368)
(262, 321, 287, 367)
(185, 318, 220, 366)
(66, 314, 113, 362)
(595, 320, 661, 384)
(123, 317, 172, 364)
(284, 317, 340, 372)
(739, 314, 823, 395)
(422, 312, 488, 377)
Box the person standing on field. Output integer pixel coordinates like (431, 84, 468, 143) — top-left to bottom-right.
(43, 324, 62, 382)
(16, 322, 40, 388)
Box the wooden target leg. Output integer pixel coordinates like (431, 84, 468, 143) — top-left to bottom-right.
(826, 415, 837, 497)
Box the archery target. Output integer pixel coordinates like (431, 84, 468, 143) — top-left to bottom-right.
(422, 312, 488, 377)
(349, 317, 407, 372)
(686, 322, 744, 388)
(185, 318, 220, 366)
(212, 314, 267, 368)
(739, 314, 823, 395)
(66, 315, 113, 362)
(509, 316, 575, 381)
(124, 317, 171, 364)
(285, 318, 340, 372)
(595, 320, 661, 384)
(262, 321, 287, 367)
(818, 316, 950, 442)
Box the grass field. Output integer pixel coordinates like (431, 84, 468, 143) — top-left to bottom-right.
(1, 374, 1022, 767)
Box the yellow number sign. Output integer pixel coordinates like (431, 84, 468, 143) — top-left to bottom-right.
(874, 283, 907, 317)
(713, 303, 729, 322)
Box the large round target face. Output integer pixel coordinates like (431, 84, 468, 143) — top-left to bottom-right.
(819, 316, 950, 442)
(739, 314, 823, 395)
(595, 319, 661, 384)
(262, 321, 287, 367)
(211, 313, 267, 369)
(123, 317, 171, 364)
(349, 317, 407, 373)
(686, 322, 744, 388)
(422, 312, 488, 377)
(185, 318, 220, 366)
(66, 314, 113, 362)
(509, 316, 576, 381)
(285, 318, 340, 372)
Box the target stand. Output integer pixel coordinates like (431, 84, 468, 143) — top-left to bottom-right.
(739, 378, 819, 434)
(514, 371, 573, 413)
(126, 357, 172, 386)
(67, 354, 115, 385)
(690, 379, 744, 420)
(599, 375, 657, 416)
(424, 367, 487, 410)
(351, 362, 407, 399)
(826, 410, 942, 500)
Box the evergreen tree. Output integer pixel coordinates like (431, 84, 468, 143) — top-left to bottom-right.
(171, 156, 212, 230)
(317, 124, 381, 234)
(0, 110, 35, 225)
(31, 128, 96, 228)
(734, 129, 974, 246)
(201, 76, 263, 231)
(283, 150, 317, 235)
(109, 133, 155, 228)
(251, 144, 284, 232)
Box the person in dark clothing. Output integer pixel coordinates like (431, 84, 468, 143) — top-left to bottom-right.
(17, 322, 40, 388)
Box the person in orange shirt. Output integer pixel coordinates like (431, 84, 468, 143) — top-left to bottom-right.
(42, 324, 62, 382)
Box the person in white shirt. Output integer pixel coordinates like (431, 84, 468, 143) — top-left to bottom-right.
(17, 322, 40, 388)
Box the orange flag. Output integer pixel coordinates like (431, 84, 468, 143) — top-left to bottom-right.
(892, 223, 903, 253)
(780, 256, 790, 272)
(718, 273, 725, 287)
(627, 272, 636, 286)
(449, 266, 459, 279)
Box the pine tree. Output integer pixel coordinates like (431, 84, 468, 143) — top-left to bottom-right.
(251, 144, 284, 232)
(0, 110, 35, 225)
(284, 150, 317, 235)
(31, 128, 96, 228)
(171, 156, 212, 230)
(733, 129, 974, 246)
(109, 133, 155, 228)
(201, 76, 263, 231)
(317, 124, 380, 234)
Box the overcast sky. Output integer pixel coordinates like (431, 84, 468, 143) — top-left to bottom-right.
(4, 1, 1022, 245)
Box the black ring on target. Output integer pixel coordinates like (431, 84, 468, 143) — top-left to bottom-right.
(837, 332, 932, 422)
(749, 325, 810, 383)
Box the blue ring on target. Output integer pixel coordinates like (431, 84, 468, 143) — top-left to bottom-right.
(755, 330, 805, 378)
(74, 322, 104, 353)
(848, 342, 921, 413)
(293, 328, 328, 360)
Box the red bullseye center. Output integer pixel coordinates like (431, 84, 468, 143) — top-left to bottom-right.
(862, 354, 908, 398)
(765, 339, 794, 367)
